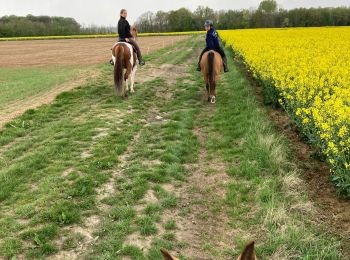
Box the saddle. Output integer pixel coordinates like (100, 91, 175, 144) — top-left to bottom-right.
(117, 40, 137, 53)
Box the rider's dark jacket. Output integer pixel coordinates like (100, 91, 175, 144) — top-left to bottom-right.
(206, 28, 220, 50)
(118, 16, 133, 40)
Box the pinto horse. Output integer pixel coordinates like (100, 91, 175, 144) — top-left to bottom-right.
(200, 50, 223, 104)
(111, 42, 137, 97)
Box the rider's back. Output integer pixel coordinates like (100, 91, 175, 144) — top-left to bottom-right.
(118, 17, 132, 40)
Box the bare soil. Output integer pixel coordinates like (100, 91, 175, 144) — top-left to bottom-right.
(0, 36, 189, 67)
(267, 108, 350, 252)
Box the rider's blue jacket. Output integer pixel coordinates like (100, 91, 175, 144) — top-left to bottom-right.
(206, 28, 220, 50)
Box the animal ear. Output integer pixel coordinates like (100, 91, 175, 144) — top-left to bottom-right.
(160, 248, 177, 260)
(239, 241, 256, 260)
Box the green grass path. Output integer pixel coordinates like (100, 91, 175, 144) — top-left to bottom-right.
(0, 37, 347, 259)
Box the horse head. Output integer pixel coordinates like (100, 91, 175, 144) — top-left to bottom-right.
(160, 241, 257, 260)
(131, 25, 138, 39)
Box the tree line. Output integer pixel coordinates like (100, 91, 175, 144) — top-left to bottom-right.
(0, 15, 81, 37)
(136, 1, 350, 32)
(0, 15, 118, 37)
(1, 0, 350, 37)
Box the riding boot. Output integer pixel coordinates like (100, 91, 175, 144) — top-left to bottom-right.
(139, 59, 145, 66)
(223, 57, 229, 73)
(137, 53, 145, 66)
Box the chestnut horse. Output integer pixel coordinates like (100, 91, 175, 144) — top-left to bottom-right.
(111, 43, 137, 97)
(200, 50, 223, 104)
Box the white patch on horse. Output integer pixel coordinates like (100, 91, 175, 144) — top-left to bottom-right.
(112, 42, 134, 67)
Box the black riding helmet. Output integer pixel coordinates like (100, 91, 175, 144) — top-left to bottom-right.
(204, 20, 213, 27)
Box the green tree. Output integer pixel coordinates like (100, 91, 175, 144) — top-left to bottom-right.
(193, 6, 215, 29)
(154, 11, 169, 32)
(258, 0, 278, 14)
(168, 8, 195, 32)
(135, 12, 155, 32)
(282, 18, 289, 27)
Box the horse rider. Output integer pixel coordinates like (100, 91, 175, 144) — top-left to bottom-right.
(118, 9, 145, 66)
(197, 20, 228, 73)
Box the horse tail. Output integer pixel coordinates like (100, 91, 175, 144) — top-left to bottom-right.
(114, 45, 124, 96)
(208, 51, 215, 91)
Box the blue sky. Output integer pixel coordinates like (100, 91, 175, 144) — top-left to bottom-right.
(1, 0, 349, 26)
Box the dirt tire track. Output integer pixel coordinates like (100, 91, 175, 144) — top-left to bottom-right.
(164, 105, 235, 260)
(120, 43, 236, 258)
(48, 58, 191, 259)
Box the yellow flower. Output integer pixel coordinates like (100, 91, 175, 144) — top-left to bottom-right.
(338, 126, 348, 138)
(219, 27, 350, 174)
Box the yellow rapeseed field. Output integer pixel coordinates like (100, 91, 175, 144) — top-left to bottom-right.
(219, 27, 350, 194)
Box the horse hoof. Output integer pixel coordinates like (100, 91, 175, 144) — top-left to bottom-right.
(207, 97, 211, 102)
(211, 97, 216, 104)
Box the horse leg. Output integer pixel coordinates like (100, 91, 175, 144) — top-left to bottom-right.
(130, 66, 137, 93)
(213, 76, 217, 101)
(213, 69, 220, 101)
(126, 78, 129, 92)
(208, 84, 212, 102)
(206, 80, 210, 102)
(210, 81, 216, 104)
(121, 67, 127, 92)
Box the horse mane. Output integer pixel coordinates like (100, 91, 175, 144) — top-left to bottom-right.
(114, 45, 125, 95)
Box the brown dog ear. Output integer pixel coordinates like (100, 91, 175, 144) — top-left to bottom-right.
(160, 248, 178, 260)
(238, 241, 256, 260)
